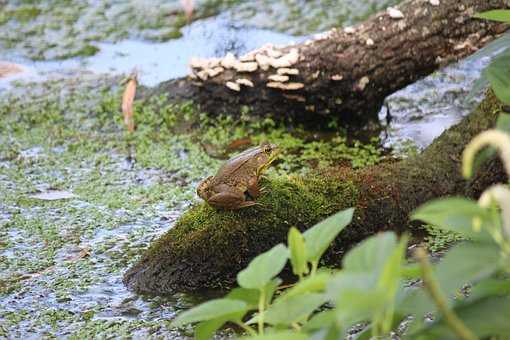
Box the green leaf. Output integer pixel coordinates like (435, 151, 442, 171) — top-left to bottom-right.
(237, 244, 288, 290)
(288, 227, 308, 277)
(373, 235, 408, 333)
(304, 208, 354, 263)
(241, 331, 309, 340)
(302, 310, 336, 331)
(342, 232, 397, 276)
(171, 298, 247, 327)
(474, 10, 510, 23)
(466, 278, 510, 304)
(434, 242, 501, 298)
(496, 113, 510, 134)
(485, 52, 510, 105)
(277, 271, 331, 301)
(264, 293, 326, 326)
(411, 197, 492, 241)
(411, 296, 510, 338)
(226, 288, 260, 309)
(195, 316, 232, 340)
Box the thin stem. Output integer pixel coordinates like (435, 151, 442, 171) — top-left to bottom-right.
(236, 322, 256, 336)
(415, 248, 478, 340)
(258, 289, 266, 334)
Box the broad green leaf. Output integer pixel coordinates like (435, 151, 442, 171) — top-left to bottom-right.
(327, 271, 386, 327)
(474, 10, 510, 23)
(288, 227, 308, 277)
(277, 271, 331, 301)
(242, 331, 309, 340)
(434, 242, 501, 298)
(171, 298, 247, 327)
(226, 288, 260, 309)
(496, 113, 510, 133)
(465, 278, 510, 304)
(264, 278, 282, 306)
(342, 232, 397, 276)
(195, 316, 233, 340)
(373, 235, 408, 333)
(237, 244, 288, 290)
(410, 296, 510, 338)
(485, 53, 510, 105)
(264, 293, 326, 326)
(304, 208, 354, 263)
(411, 197, 492, 241)
(302, 310, 336, 331)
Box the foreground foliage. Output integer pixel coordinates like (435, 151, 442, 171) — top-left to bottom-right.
(170, 113, 510, 338)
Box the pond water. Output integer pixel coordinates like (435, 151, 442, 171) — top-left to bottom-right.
(0, 0, 496, 338)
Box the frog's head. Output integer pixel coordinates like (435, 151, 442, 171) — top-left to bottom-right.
(255, 142, 279, 174)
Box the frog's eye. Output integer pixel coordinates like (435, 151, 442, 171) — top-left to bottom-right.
(263, 144, 272, 154)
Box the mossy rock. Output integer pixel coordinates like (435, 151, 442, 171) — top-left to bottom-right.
(123, 175, 359, 293)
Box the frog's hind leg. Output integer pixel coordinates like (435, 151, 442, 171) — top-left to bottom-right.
(207, 185, 251, 210)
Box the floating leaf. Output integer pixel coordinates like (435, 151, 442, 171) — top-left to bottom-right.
(304, 208, 354, 263)
(122, 72, 137, 133)
(237, 244, 288, 290)
(171, 298, 247, 327)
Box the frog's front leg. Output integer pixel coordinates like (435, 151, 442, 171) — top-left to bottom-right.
(246, 176, 261, 198)
(207, 184, 256, 209)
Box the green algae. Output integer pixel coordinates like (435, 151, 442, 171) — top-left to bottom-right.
(0, 75, 383, 337)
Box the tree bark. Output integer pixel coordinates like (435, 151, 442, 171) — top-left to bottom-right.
(151, 0, 509, 127)
(124, 92, 507, 295)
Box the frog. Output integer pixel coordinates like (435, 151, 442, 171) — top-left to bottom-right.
(197, 142, 279, 209)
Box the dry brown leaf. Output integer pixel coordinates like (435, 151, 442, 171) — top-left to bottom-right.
(180, 0, 194, 23)
(0, 61, 25, 79)
(122, 72, 137, 133)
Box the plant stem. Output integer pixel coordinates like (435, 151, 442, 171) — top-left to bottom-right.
(258, 289, 266, 334)
(236, 322, 256, 336)
(415, 247, 478, 340)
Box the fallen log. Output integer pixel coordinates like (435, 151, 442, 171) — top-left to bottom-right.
(124, 92, 507, 294)
(151, 0, 509, 126)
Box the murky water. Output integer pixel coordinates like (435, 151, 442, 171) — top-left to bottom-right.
(0, 0, 498, 338)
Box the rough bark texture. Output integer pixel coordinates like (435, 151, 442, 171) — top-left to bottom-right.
(151, 0, 509, 127)
(124, 93, 508, 295)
